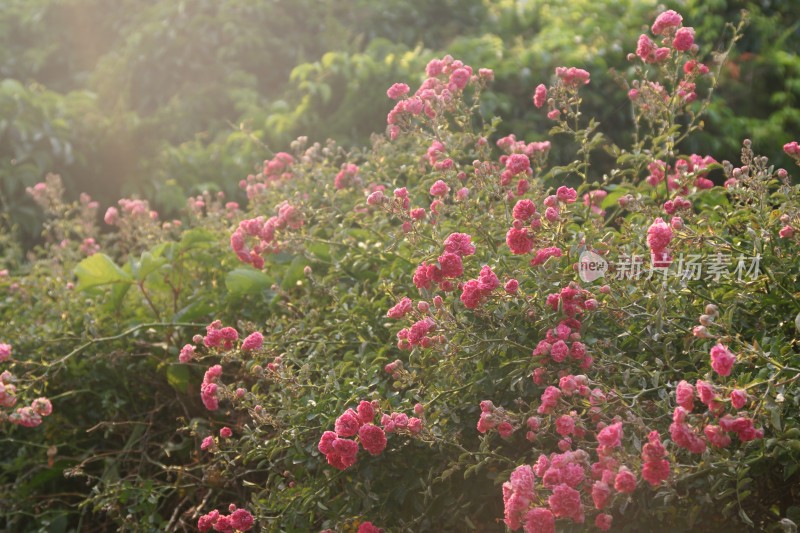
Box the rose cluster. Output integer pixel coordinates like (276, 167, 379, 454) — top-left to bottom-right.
(230, 201, 304, 268)
(197, 505, 254, 532)
(318, 401, 387, 470)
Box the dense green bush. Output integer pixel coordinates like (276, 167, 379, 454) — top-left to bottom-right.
(2, 0, 799, 244)
(2, 6, 800, 532)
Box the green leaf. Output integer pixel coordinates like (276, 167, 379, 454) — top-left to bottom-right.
(166, 364, 191, 393)
(172, 299, 213, 323)
(179, 228, 216, 251)
(74, 253, 132, 290)
(601, 188, 628, 209)
(226, 267, 273, 298)
(131, 250, 168, 282)
(281, 256, 310, 290)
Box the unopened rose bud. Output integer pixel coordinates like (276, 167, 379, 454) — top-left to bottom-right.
(303, 265, 312, 277)
(705, 304, 719, 316)
(699, 314, 714, 326)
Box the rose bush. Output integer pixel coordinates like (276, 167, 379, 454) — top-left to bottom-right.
(2, 7, 800, 533)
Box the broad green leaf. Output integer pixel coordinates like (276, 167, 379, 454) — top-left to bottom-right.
(179, 228, 216, 251)
(172, 298, 213, 322)
(226, 267, 273, 297)
(131, 250, 168, 282)
(74, 253, 132, 290)
(281, 256, 310, 290)
(166, 364, 191, 393)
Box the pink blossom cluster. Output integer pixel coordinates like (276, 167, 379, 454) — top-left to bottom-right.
(647, 217, 673, 268)
(241, 331, 264, 352)
(365, 184, 387, 207)
(79, 237, 99, 256)
(186, 191, 240, 222)
(3, 384, 53, 428)
(197, 505, 254, 532)
(627, 80, 668, 113)
(504, 450, 592, 530)
(396, 317, 438, 350)
(426, 140, 447, 166)
(460, 265, 500, 309)
(663, 195, 692, 214)
(496, 134, 552, 160)
(555, 67, 590, 88)
(200, 434, 216, 452)
(355, 522, 384, 533)
(532, 317, 590, 371)
(26, 181, 56, 210)
(545, 283, 595, 318)
(476, 400, 514, 436)
(382, 186, 440, 234)
(582, 190, 607, 216)
(500, 404, 674, 532)
(644, 155, 716, 191)
(104, 198, 158, 227)
(0, 343, 10, 363)
(335, 163, 361, 190)
(505, 198, 540, 254)
(385, 55, 489, 139)
(532, 84, 547, 109)
(203, 321, 239, 350)
(238, 152, 295, 199)
(178, 344, 195, 363)
(230, 202, 304, 268)
(319, 400, 389, 469)
(530, 247, 563, 267)
(381, 409, 423, 435)
(501, 153, 531, 186)
(201, 364, 223, 411)
(506, 187, 578, 255)
(383, 359, 404, 379)
(633, 10, 697, 65)
(412, 233, 475, 292)
(709, 343, 736, 376)
(0, 370, 17, 409)
(532, 67, 591, 121)
(785, 141, 800, 159)
(641, 430, 670, 486)
(671, 377, 761, 453)
(386, 297, 413, 319)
